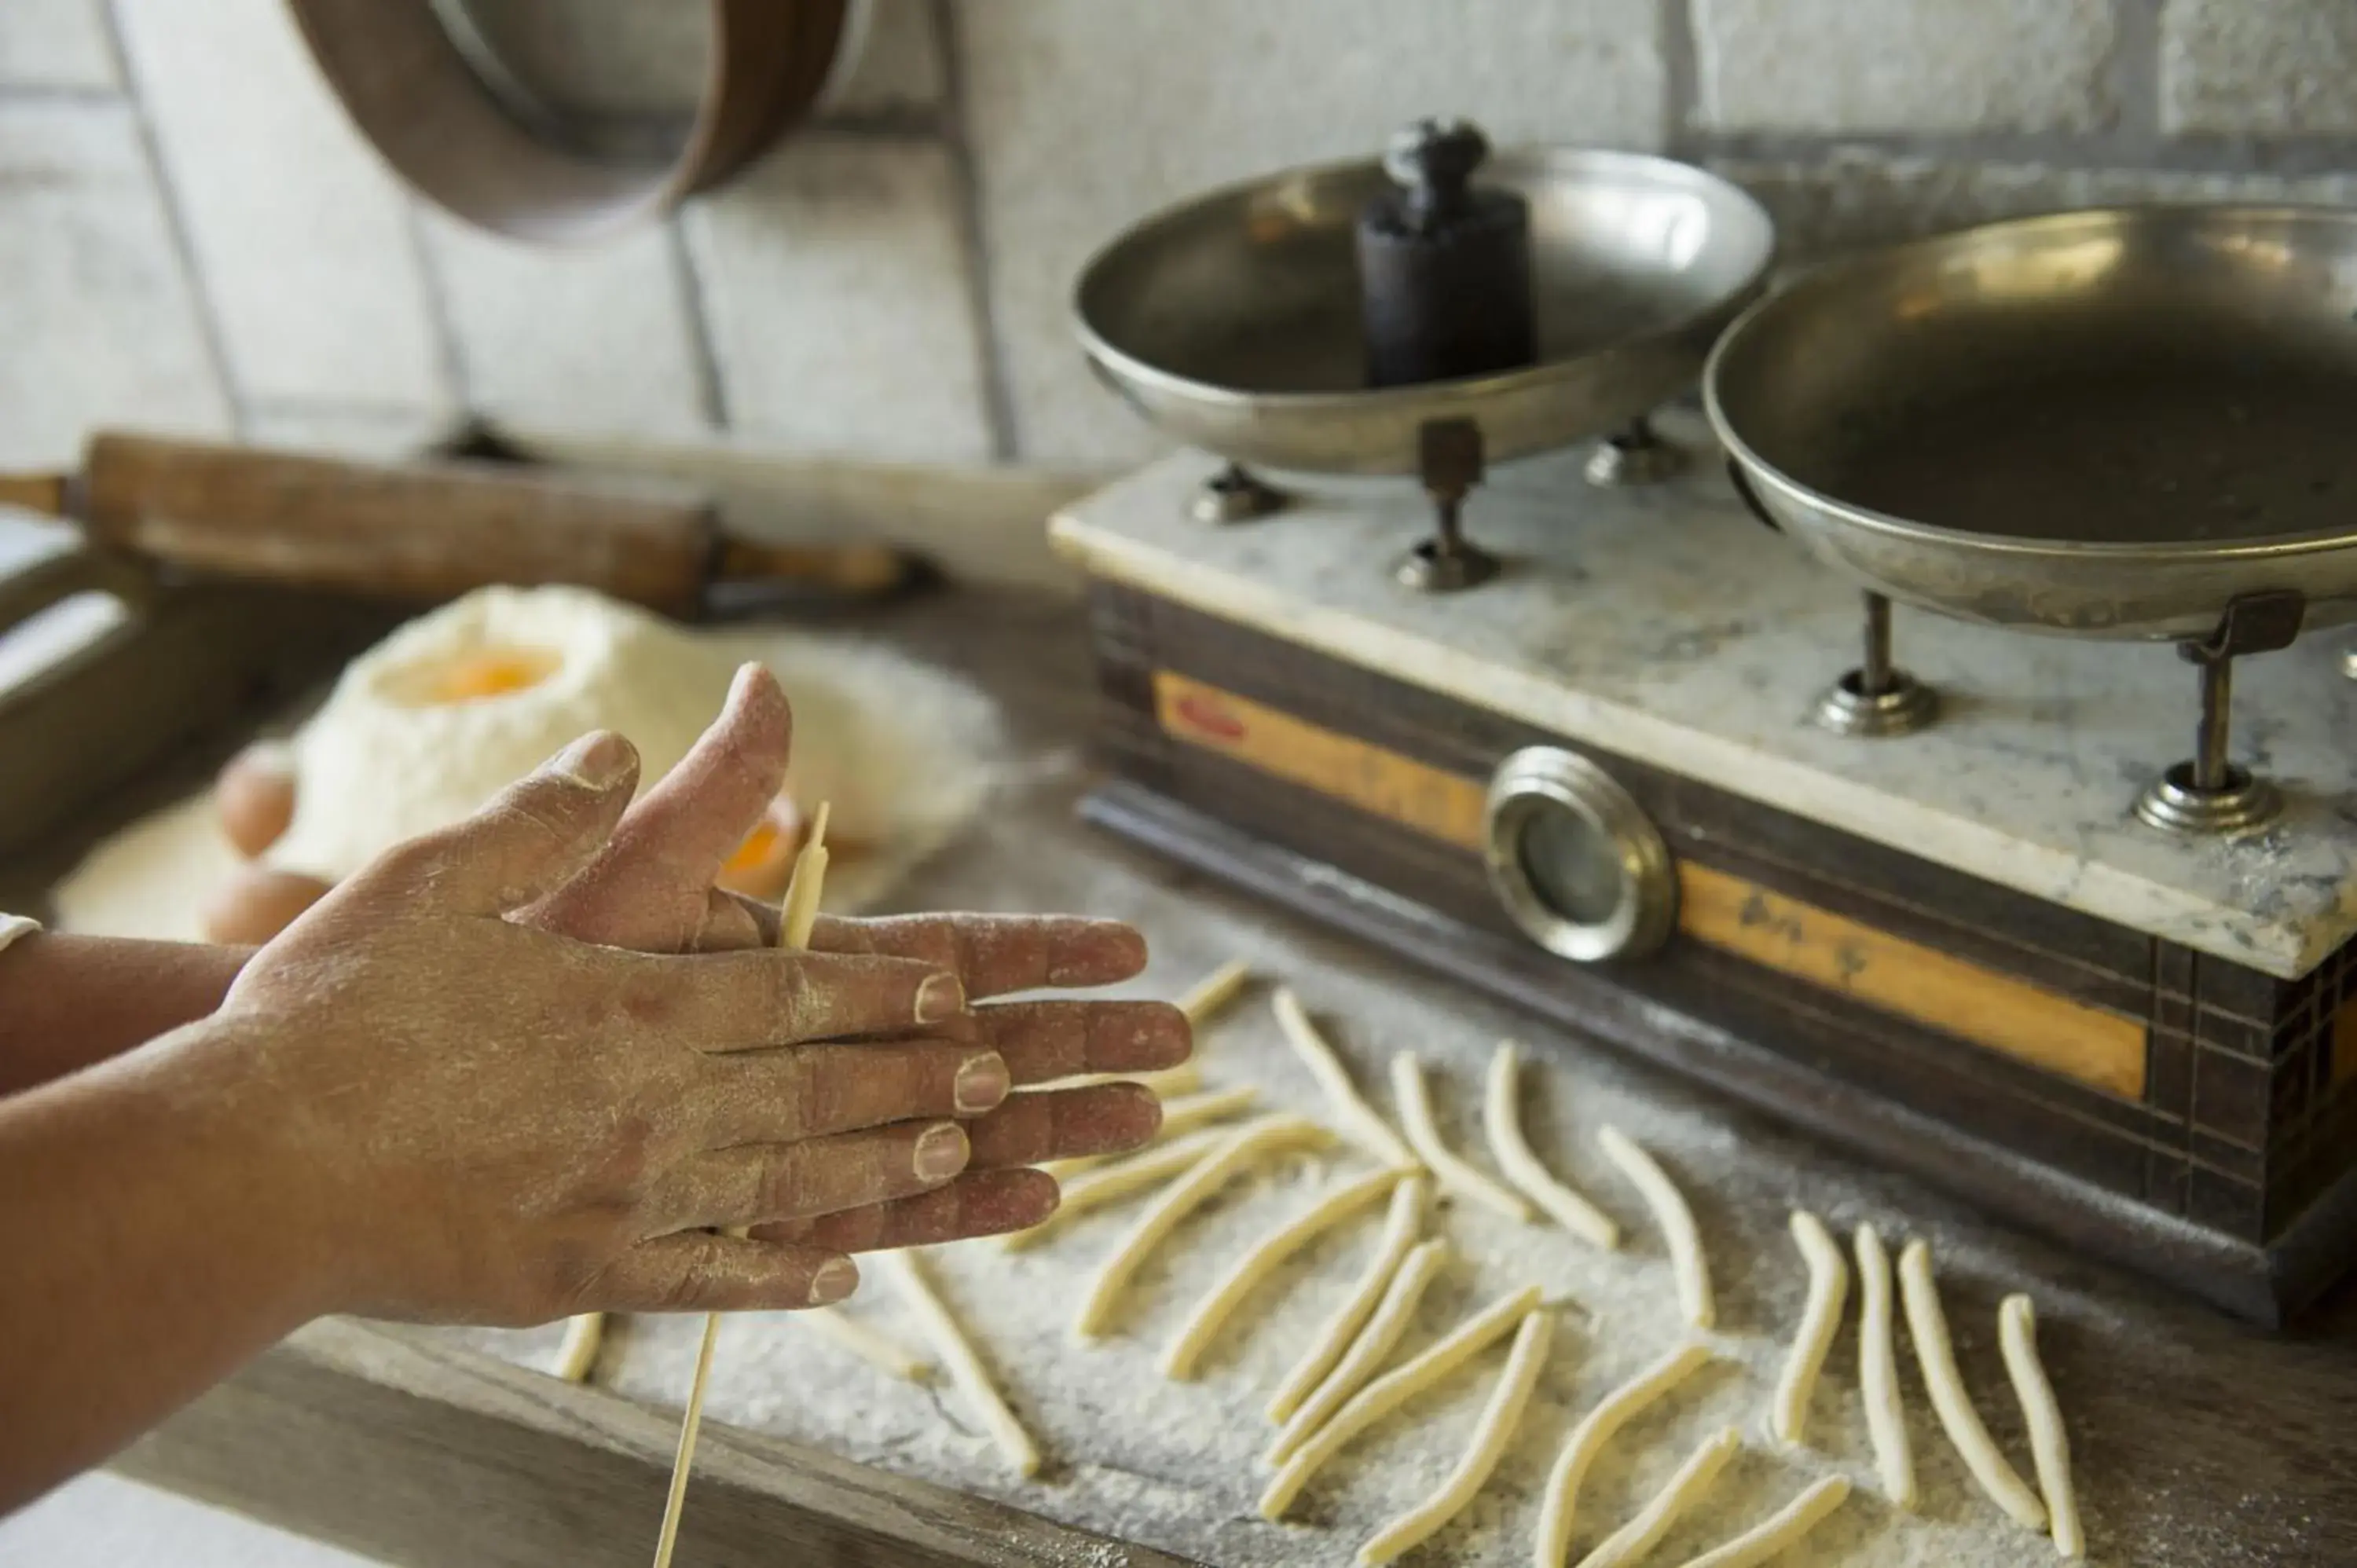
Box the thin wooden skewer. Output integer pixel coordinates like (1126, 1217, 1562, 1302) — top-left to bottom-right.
(650, 804, 831, 1568)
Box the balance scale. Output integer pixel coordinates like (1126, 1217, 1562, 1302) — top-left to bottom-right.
(1050, 121, 2357, 1326)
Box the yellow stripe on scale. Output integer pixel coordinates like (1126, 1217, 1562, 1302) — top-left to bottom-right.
(1149, 669, 2146, 1101)
(1675, 863, 2148, 1101)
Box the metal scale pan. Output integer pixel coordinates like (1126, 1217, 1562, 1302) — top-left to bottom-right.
(1707, 203, 2357, 833)
(1074, 130, 1776, 581)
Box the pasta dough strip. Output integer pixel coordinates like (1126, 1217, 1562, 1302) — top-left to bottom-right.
(878, 1251, 1041, 1477)
(1533, 1340, 1714, 1568)
(1161, 1167, 1406, 1379)
(1998, 1293, 2083, 1559)
(1272, 987, 1418, 1168)
(1357, 1309, 1555, 1565)
(1391, 1052, 1530, 1221)
(1267, 1238, 1450, 1466)
(1597, 1127, 1714, 1330)
(1001, 1126, 1234, 1251)
(800, 1306, 932, 1383)
(1075, 1114, 1333, 1339)
(1483, 1042, 1619, 1248)
(1266, 1177, 1428, 1424)
(1769, 1210, 1848, 1449)
(1178, 955, 1253, 1029)
(1574, 1426, 1743, 1568)
(651, 804, 830, 1568)
(1898, 1239, 2045, 1531)
(1853, 1223, 1915, 1508)
(552, 1312, 604, 1383)
(1672, 1475, 1851, 1568)
(1259, 1283, 1543, 1520)
(1041, 1084, 1259, 1180)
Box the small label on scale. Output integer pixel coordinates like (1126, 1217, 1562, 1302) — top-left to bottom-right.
(1153, 671, 1488, 852)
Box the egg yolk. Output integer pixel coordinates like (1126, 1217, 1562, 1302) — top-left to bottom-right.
(724, 821, 783, 878)
(423, 649, 563, 703)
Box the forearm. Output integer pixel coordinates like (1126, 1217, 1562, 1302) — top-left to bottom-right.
(0, 1019, 322, 1511)
(0, 935, 251, 1096)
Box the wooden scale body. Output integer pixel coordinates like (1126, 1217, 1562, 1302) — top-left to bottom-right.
(1054, 423, 2357, 1327)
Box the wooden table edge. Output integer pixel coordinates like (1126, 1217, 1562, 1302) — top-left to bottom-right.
(113, 1317, 1207, 1568)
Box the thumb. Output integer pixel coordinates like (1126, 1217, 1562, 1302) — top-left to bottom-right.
(358, 731, 641, 917)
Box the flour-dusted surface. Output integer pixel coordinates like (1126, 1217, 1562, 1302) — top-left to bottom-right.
(40, 593, 2355, 1566)
(420, 623, 2352, 1567)
(1049, 412, 2357, 980)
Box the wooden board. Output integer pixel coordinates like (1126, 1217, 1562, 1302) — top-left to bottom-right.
(22, 584, 2357, 1567)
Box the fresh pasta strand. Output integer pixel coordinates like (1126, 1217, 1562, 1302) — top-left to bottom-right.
(1002, 1126, 1234, 1251)
(1898, 1240, 2045, 1531)
(1266, 1177, 1428, 1425)
(1162, 1168, 1405, 1379)
(1769, 1211, 1849, 1448)
(1672, 1475, 1851, 1568)
(1597, 1127, 1714, 1329)
(1270, 987, 1419, 1168)
(1266, 1239, 1450, 1467)
(1259, 1284, 1543, 1520)
(1177, 956, 1252, 1030)
(1391, 1052, 1530, 1221)
(1574, 1426, 1743, 1568)
(1357, 1310, 1555, 1565)
(651, 803, 830, 1568)
(878, 1251, 1040, 1476)
(1075, 1114, 1332, 1339)
(799, 1306, 932, 1383)
(1483, 1042, 1619, 1248)
(1854, 1223, 1915, 1508)
(1533, 1341, 1715, 1568)
(1999, 1293, 2084, 1559)
(552, 1312, 604, 1383)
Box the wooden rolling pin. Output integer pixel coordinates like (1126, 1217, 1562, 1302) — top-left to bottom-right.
(0, 431, 925, 617)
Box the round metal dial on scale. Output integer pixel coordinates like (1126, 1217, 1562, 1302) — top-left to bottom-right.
(1483, 747, 1676, 963)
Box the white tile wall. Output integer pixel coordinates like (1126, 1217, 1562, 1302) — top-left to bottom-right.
(2161, 0, 2357, 136)
(0, 0, 2349, 489)
(112, 0, 452, 413)
(683, 136, 990, 463)
(959, 0, 1669, 464)
(1714, 147, 2357, 262)
(418, 211, 715, 440)
(0, 0, 116, 90)
(1693, 0, 2121, 134)
(0, 101, 229, 467)
(824, 0, 946, 117)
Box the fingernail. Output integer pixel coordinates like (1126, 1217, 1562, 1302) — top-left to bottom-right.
(915, 973, 965, 1024)
(954, 1051, 1010, 1115)
(548, 731, 633, 790)
(807, 1257, 858, 1306)
(914, 1121, 969, 1182)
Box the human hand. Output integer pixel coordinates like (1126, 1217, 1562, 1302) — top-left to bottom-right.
(511, 659, 1189, 1250)
(184, 731, 1179, 1327)
(515, 660, 797, 955)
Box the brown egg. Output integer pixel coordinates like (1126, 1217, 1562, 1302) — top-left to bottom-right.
(214, 742, 298, 859)
(201, 866, 332, 946)
(715, 793, 805, 899)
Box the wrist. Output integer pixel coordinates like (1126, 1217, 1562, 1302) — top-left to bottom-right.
(106, 1012, 356, 1328)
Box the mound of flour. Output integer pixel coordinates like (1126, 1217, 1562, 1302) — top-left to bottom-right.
(53, 586, 1007, 938)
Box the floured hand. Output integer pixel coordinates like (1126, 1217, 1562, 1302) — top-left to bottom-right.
(180, 730, 1177, 1325)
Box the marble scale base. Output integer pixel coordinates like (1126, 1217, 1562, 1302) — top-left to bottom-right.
(1050, 419, 2357, 1325)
